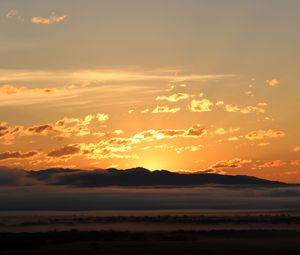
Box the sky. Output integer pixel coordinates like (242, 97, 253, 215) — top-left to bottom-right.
(0, 0, 299, 183)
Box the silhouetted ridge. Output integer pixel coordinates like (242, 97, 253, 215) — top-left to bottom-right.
(24, 167, 287, 187)
(124, 167, 150, 174)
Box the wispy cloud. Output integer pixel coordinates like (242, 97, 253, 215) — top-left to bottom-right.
(141, 109, 149, 114)
(266, 79, 279, 87)
(293, 145, 300, 152)
(0, 84, 56, 95)
(6, 9, 18, 18)
(258, 160, 286, 168)
(5, 9, 24, 22)
(0, 69, 235, 107)
(210, 158, 252, 170)
(152, 106, 180, 113)
(0, 86, 77, 106)
(31, 14, 67, 25)
(213, 128, 240, 136)
(245, 129, 285, 140)
(156, 93, 189, 102)
(0, 69, 235, 84)
(5, 10, 66, 24)
(291, 160, 300, 166)
(224, 103, 267, 114)
(154, 144, 203, 154)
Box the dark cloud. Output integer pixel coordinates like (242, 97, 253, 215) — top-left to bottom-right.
(0, 122, 22, 144)
(0, 150, 38, 161)
(186, 125, 207, 137)
(47, 144, 81, 157)
(27, 124, 54, 134)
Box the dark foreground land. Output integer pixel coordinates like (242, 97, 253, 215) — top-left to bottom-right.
(1, 211, 300, 254)
(1, 230, 300, 255)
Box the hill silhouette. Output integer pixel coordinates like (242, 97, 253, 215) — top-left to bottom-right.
(26, 167, 287, 187)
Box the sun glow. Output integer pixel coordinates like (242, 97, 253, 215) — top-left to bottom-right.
(136, 153, 172, 171)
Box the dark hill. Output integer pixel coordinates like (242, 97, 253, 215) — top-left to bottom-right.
(27, 167, 286, 187)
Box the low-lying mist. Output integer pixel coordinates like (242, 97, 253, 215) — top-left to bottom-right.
(0, 185, 300, 211)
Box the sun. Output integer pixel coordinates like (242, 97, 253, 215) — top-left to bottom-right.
(136, 151, 173, 171)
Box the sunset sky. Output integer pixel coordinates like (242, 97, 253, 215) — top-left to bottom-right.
(0, 0, 299, 183)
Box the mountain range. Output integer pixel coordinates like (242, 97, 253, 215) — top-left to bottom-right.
(21, 167, 289, 187)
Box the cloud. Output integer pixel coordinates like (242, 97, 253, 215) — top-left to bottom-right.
(155, 144, 203, 154)
(291, 160, 300, 166)
(227, 136, 239, 142)
(0, 84, 72, 107)
(54, 113, 109, 138)
(210, 158, 252, 169)
(215, 101, 267, 115)
(225, 103, 266, 114)
(245, 129, 285, 140)
(185, 124, 207, 137)
(5, 9, 24, 22)
(152, 106, 180, 113)
(0, 151, 39, 161)
(47, 144, 81, 158)
(156, 93, 189, 102)
(6, 9, 18, 18)
(47, 137, 136, 160)
(0, 70, 234, 107)
(131, 125, 207, 143)
(0, 69, 235, 84)
(189, 99, 213, 112)
(46, 139, 136, 161)
(258, 160, 286, 168)
(214, 128, 240, 136)
(141, 109, 149, 114)
(96, 113, 109, 122)
(258, 142, 270, 147)
(26, 124, 54, 135)
(0, 84, 19, 95)
(224, 104, 240, 112)
(31, 14, 67, 25)
(6, 10, 67, 26)
(197, 168, 227, 175)
(77, 141, 136, 160)
(0, 84, 57, 96)
(266, 79, 279, 87)
(0, 122, 22, 145)
(215, 101, 224, 106)
(1, 112, 109, 144)
(293, 146, 300, 152)
(46, 124, 207, 161)
(130, 124, 207, 145)
(113, 130, 124, 135)
(244, 90, 253, 96)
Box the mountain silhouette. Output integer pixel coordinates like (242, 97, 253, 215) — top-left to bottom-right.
(26, 167, 287, 187)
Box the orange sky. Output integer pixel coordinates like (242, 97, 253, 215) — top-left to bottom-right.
(0, 1, 299, 183)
